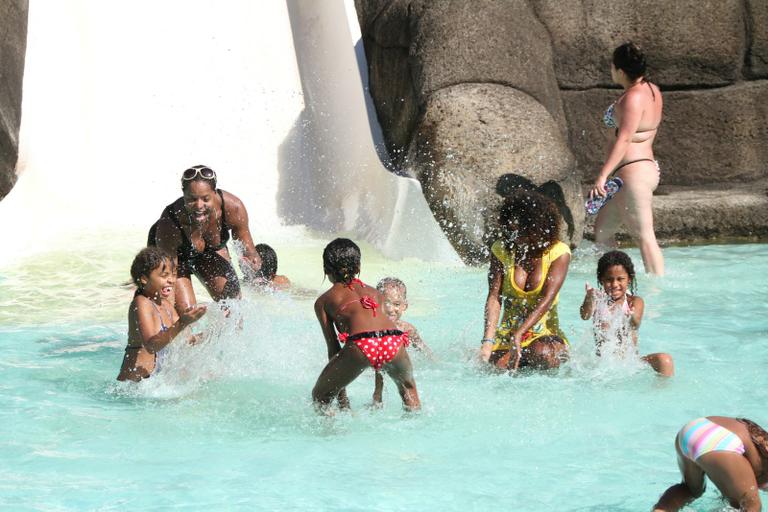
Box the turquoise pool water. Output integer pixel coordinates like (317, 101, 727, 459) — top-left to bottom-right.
(1, 236, 766, 511)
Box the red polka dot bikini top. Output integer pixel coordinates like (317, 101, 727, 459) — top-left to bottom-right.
(336, 278, 379, 343)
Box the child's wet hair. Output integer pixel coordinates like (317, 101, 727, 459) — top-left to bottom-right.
(254, 243, 278, 280)
(130, 247, 173, 289)
(377, 277, 407, 298)
(323, 238, 361, 284)
(597, 250, 637, 294)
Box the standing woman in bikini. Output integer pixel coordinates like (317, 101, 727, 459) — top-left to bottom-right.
(591, 42, 665, 275)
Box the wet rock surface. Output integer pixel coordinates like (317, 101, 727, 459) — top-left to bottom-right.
(407, 84, 581, 263)
(0, 0, 28, 201)
(359, 0, 768, 259)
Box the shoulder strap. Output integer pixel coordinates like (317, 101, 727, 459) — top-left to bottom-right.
(218, 189, 229, 228)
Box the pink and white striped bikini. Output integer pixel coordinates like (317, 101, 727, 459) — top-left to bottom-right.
(677, 417, 745, 461)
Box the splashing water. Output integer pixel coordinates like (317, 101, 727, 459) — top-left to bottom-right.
(2, 243, 767, 510)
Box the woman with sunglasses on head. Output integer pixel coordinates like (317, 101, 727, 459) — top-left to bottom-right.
(147, 165, 261, 314)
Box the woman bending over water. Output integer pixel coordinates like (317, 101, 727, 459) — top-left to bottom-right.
(591, 42, 665, 275)
(479, 190, 570, 371)
(147, 165, 261, 315)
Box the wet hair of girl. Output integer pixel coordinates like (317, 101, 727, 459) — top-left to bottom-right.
(322, 238, 361, 285)
(612, 41, 647, 81)
(597, 250, 637, 295)
(130, 247, 174, 290)
(499, 190, 560, 257)
(254, 243, 278, 280)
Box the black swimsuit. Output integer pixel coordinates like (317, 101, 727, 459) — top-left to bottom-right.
(148, 190, 238, 282)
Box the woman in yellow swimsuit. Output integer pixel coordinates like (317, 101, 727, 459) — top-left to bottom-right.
(479, 190, 571, 371)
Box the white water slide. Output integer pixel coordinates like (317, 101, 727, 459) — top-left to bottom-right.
(1, 0, 458, 265)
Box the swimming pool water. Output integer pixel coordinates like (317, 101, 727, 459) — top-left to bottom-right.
(1, 235, 766, 511)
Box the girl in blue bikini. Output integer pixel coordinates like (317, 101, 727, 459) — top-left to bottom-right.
(117, 247, 206, 381)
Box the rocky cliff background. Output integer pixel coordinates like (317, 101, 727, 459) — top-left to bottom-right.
(0, 0, 27, 201)
(1, 1, 766, 261)
(357, 0, 768, 262)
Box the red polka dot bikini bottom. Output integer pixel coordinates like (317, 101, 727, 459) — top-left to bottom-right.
(338, 330, 410, 370)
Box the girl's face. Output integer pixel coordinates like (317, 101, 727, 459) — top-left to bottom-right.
(140, 260, 175, 300)
(599, 264, 631, 301)
(381, 285, 408, 323)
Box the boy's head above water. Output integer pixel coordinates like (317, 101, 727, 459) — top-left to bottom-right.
(130, 247, 175, 299)
(322, 238, 361, 284)
(377, 277, 408, 322)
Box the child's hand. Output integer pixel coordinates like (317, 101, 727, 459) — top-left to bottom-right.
(181, 304, 207, 327)
(584, 282, 595, 301)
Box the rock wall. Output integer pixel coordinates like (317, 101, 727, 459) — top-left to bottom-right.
(359, 0, 768, 261)
(533, 0, 768, 186)
(0, 0, 28, 201)
(359, 0, 583, 263)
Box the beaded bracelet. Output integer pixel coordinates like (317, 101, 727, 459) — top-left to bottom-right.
(481, 338, 495, 345)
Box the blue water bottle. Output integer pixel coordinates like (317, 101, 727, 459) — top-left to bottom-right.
(585, 177, 623, 215)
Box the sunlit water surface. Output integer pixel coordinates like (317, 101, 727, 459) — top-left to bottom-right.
(1, 235, 766, 511)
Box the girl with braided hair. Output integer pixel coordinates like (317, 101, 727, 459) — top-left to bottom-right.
(311, 238, 420, 412)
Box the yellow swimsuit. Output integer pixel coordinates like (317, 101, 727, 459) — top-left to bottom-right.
(490, 240, 570, 351)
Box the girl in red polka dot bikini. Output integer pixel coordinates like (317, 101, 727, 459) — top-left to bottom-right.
(311, 238, 421, 413)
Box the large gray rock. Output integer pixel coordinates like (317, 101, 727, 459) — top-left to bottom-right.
(0, 0, 28, 200)
(408, 0, 566, 127)
(562, 82, 768, 185)
(408, 84, 581, 263)
(746, 0, 768, 78)
(531, 0, 747, 88)
(358, 0, 580, 263)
